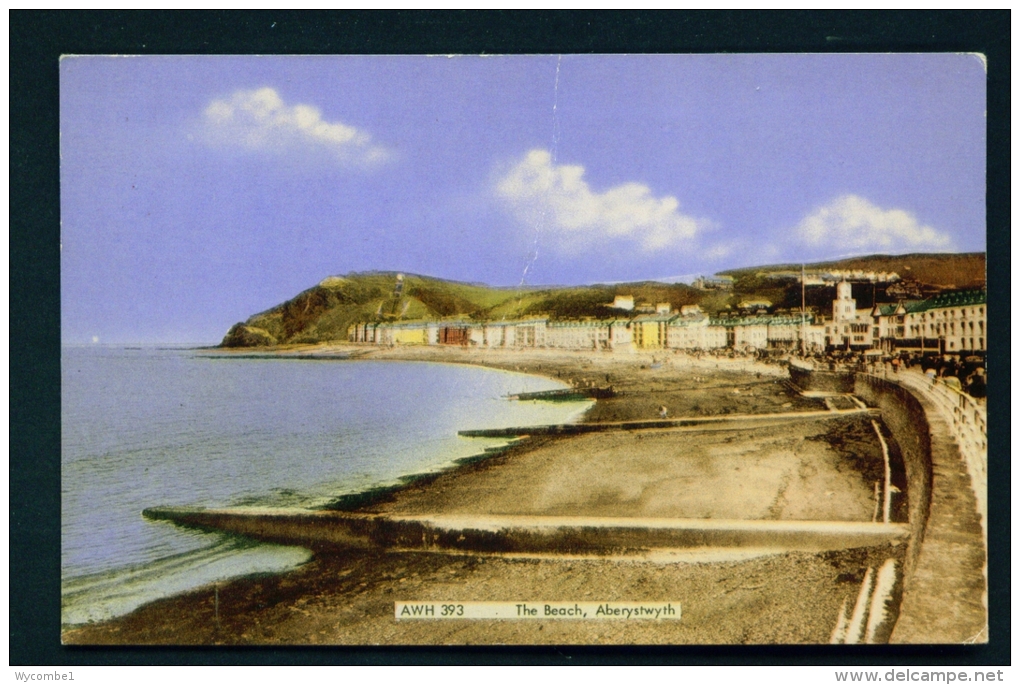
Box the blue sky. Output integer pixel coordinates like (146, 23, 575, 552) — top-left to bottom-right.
(60, 54, 986, 344)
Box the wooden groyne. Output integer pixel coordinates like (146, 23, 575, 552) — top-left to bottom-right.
(199, 350, 371, 361)
(458, 407, 880, 438)
(506, 386, 616, 401)
(143, 507, 908, 556)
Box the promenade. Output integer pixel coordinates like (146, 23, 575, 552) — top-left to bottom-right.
(893, 368, 987, 538)
(870, 369, 988, 644)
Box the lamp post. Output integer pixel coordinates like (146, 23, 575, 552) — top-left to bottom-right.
(800, 264, 806, 357)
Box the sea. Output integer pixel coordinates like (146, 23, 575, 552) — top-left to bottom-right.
(61, 345, 591, 626)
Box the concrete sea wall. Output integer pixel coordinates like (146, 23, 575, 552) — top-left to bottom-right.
(142, 508, 907, 557)
(853, 374, 987, 643)
(853, 375, 933, 578)
(458, 407, 879, 438)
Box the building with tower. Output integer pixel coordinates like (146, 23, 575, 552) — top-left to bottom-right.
(824, 280, 874, 351)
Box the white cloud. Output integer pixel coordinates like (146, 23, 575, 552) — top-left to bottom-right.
(796, 195, 955, 254)
(202, 87, 388, 164)
(495, 150, 708, 252)
(703, 242, 737, 260)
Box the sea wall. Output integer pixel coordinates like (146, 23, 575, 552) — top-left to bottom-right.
(142, 508, 908, 557)
(853, 374, 987, 643)
(853, 374, 932, 577)
(459, 407, 879, 438)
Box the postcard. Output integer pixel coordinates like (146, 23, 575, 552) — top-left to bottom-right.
(57, 53, 987, 646)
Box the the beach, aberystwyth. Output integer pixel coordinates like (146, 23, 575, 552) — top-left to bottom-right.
(56, 53, 989, 649)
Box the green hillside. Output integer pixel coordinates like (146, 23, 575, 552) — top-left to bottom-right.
(220, 253, 985, 347)
(223, 273, 515, 347)
(220, 272, 708, 347)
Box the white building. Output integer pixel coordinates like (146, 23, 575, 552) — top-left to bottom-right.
(872, 289, 986, 354)
(826, 281, 873, 350)
(666, 316, 717, 350)
(610, 295, 635, 311)
(545, 320, 610, 350)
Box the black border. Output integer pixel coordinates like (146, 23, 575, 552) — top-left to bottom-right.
(11, 10, 1009, 666)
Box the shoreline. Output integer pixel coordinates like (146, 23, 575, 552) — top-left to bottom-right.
(64, 344, 898, 645)
(203, 345, 599, 513)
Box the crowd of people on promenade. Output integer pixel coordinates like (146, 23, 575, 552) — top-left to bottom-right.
(795, 349, 987, 399)
(643, 345, 988, 400)
(918, 354, 986, 399)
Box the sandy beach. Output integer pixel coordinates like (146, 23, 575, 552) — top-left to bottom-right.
(63, 345, 902, 645)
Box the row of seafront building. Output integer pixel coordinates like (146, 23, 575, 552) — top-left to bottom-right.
(349, 312, 814, 352)
(349, 285, 986, 356)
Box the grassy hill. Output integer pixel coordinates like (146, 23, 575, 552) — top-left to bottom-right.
(220, 253, 985, 347)
(220, 272, 706, 346)
(223, 273, 503, 347)
(718, 253, 986, 289)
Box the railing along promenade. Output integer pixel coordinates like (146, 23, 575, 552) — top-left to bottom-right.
(876, 367, 987, 537)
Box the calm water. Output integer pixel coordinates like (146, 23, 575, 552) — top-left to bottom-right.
(61, 346, 590, 625)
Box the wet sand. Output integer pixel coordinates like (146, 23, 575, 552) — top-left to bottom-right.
(371, 422, 880, 522)
(63, 345, 898, 645)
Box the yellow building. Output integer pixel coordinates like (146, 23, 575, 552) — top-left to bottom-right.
(632, 315, 671, 349)
(391, 326, 430, 345)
